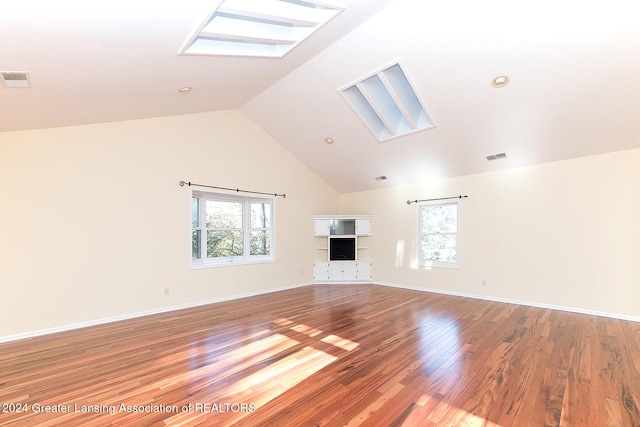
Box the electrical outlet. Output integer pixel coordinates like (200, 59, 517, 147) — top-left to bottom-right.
(481, 279, 487, 286)
(164, 288, 170, 295)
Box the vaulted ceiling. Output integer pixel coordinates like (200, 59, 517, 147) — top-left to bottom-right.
(2, 0, 639, 193)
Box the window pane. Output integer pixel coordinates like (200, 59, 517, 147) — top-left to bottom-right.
(192, 197, 200, 228)
(207, 230, 243, 258)
(421, 234, 457, 263)
(421, 205, 457, 233)
(192, 229, 201, 260)
(250, 202, 271, 229)
(250, 230, 270, 255)
(206, 200, 243, 229)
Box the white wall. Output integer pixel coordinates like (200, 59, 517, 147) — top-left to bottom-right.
(339, 149, 640, 318)
(0, 110, 339, 338)
(3, 110, 638, 338)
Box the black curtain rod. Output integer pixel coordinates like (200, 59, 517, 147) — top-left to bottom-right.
(406, 195, 468, 205)
(179, 181, 286, 198)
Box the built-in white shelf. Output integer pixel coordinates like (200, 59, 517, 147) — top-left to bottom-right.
(312, 215, 372, 283)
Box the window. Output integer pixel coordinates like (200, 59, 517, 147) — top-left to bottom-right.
(418, 200, 459, 268)
(191, 190, 274, 267)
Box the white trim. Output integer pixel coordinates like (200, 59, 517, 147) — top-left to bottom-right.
(312, 280, 374, 285)
(374, 281, 640, 323)
(312, 214, 373, 220)
(6, 280, 638, 344)
(190, 257, 276, 269)
(0, 282, 311, 344)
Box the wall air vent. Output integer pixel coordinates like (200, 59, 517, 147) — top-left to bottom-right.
(1, 72, 31, 88)
(340, 62, 435, 142)
(486, 152, 507, 161)
(180, 0, 346, 58)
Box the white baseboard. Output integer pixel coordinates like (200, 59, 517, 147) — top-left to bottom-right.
(0, 282, 312, 344)
(374, 281, 640, 323)
(312, 280, 374, 285)
(4, 281, 638, 344)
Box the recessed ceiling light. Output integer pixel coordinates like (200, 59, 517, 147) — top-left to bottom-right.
(325, 137, 334, 144)
(178, 87, 192, 94)
(491, 75, 509, 88)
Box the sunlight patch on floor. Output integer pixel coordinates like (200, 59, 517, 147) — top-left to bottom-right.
(291, 323, 323, 337)
(154, 333, 301, 390)
(273, 317, 294, 326)
(417, 397, 505, 427)
(223, 345, 338, 403)
(321, 334, 359, 351)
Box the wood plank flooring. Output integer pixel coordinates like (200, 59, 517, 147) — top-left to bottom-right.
(1, 284, 640, 426)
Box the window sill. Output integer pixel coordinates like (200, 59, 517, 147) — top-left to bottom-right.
(190, 257, 276, 269)
(418, 262, 460, 270)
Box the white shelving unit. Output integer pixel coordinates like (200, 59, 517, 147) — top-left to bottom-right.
(312, 215, 372, 283)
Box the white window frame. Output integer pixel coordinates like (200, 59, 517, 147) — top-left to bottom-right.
(191, 188, 275, 268)
(417, 199, 460, 269)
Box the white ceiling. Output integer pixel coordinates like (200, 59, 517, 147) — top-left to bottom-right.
(2, 0, 640, 193)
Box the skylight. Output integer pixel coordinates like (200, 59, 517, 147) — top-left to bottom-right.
(180, 0, 346, 58)
(1, 72, 31, 88)
(340, 62, 435, 142)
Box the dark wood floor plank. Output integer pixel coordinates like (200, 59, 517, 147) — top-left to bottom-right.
(2, 284, 640, 426)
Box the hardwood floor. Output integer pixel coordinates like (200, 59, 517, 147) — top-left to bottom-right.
(1, 284, 640, 426)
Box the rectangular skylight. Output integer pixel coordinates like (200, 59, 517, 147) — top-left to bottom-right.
(340, 62, 435, 142)
(1, 72, 31, 88)
(180, 0, 346, 58)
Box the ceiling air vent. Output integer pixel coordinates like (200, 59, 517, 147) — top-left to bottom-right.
(486, 152, 507, 161)
(180, 0, 346, 58)
(1, 72, 31, 88)
(340, 62, 435, 142)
